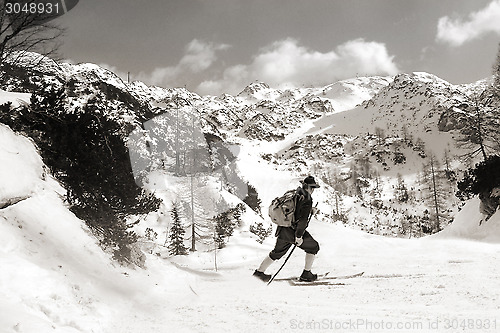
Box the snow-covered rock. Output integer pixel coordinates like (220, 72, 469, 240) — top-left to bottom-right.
(436, 198, 500, 242)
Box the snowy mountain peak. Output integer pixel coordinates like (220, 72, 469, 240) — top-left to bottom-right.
(238, 81, 271, 96)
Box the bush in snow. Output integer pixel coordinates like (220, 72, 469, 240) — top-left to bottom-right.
(249, 221, 272, 244)
(145, 227, 158, 242)
(0, 86, 161, 265)
(213, 203, 245, 249)
(458, 155, 500, 198)
(457, 155, 500, 220)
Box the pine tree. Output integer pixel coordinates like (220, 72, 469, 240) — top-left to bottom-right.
(401, 125, 413, 145)
(395, 174, 409, 203)
(356, 155, 372, 178)
(414, 138, 426, 158)
(243, 183, 262, 215)
(169, 203, 188, 256)
(443, 149, 455, 180)
(213, 204, 245, 249)
(213, 211, 232, 249)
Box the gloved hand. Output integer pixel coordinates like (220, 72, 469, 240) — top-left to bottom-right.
(295, 237, 303, 246)
(311, 207, 320, 215)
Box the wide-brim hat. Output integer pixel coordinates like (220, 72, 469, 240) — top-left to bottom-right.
(301, 176, 320, 188)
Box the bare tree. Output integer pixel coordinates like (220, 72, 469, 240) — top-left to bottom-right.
(421, 154, 448, 233)
(0, 0, 65, 81)
(493, 42, 500, 94)
(322, 167, 347, 216)
(455, 45, 500, 161)
(456, 90, 500, 161)
(374, 127, 385, 145)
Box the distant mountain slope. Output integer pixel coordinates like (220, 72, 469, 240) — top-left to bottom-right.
(1, 53, 496, 242)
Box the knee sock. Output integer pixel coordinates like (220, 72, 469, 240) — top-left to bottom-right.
(257, 255, 274, 273)
(304, 253, 315, 271)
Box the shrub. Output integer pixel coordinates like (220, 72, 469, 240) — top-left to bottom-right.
(0, 86, 161, 265)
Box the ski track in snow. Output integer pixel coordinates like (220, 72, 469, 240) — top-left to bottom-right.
(107, 226, 500, 333)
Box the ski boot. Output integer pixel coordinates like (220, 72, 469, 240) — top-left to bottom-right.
(299, 270, 318, 282)
(253, 270, 271, 282)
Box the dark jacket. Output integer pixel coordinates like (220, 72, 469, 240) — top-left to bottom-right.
(275, 186, 313, 239)
(293, 186, 313, 238)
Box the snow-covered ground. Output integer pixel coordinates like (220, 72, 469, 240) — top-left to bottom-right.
(2, 86, 500, 333)
(153, 218, 500, 333)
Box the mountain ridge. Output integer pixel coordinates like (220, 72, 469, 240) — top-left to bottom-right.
(1, 53, 496, 239)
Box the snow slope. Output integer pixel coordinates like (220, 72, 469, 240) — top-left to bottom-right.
(0, 117, 197, 332)
(436, 198, 500, 243)
(0, 90, 30, 108)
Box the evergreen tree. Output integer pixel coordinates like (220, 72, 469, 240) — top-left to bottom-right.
(169, 203, 188, 256)
(213, 204, 245, 249)
(395, 174, 409, 203)
(443, 149, 456, 181)
(356, 155, 372, 178)
(401, 125, 413, 145)
(213, 211, 233, 249)
(243, 183, 262, 215)
(414, 138, 427, 158)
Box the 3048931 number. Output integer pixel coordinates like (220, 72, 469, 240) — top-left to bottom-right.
(443, 319, 497, 330)
(5, 2, 60, 15)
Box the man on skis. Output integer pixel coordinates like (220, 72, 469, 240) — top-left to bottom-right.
(254, 176, 320, 282)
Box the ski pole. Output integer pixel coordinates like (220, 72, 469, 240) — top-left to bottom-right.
(267, 244, 297, 285)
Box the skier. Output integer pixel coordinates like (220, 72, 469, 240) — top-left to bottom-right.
(253, 176, 320, 282)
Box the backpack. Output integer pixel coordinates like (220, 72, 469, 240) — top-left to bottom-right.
(268, 189, 298, 227)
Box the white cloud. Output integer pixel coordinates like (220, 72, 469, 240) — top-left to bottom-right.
(436, 0, 500, 46)
(197, 38, 399, 95)
(136, 39, 229, 87)
(179, 39, 230, 73)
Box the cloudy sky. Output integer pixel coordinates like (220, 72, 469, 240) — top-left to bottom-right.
(58, 0, 500, 95)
